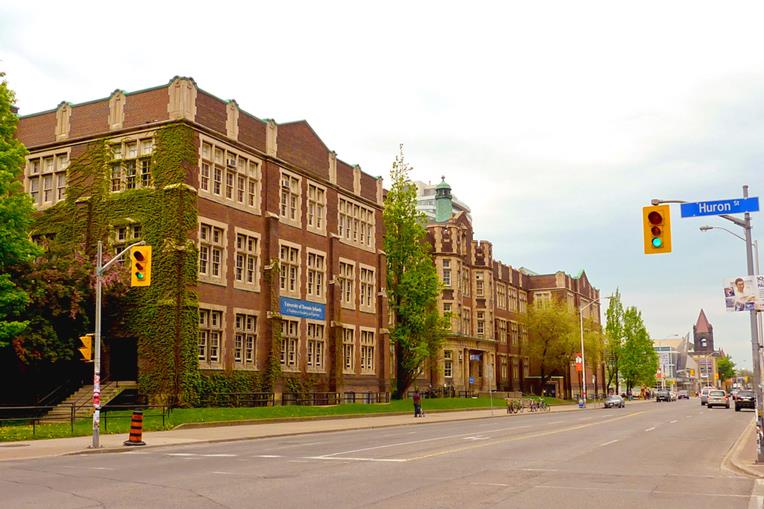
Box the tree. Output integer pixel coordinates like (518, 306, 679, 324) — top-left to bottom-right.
(620, 306, 658, 393)
(604, 289, 624, 392)
(0, 73, 38, 349)
(384, 146, 449, 398)
(717, 355, 736, 383)
(523, 300, 577, 394)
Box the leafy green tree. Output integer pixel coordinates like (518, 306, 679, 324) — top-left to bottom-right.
(0, 73, 38, 348)
(604, 289, 625, 391)
(523, 300, 577, 394)
(620, 306, 657, 393)
(384, 146, 449, 398)
(717, 355, 736, 383)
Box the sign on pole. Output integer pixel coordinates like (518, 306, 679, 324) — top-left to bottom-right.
(723, 275, 764, 311)
(680, 197, 759, 218)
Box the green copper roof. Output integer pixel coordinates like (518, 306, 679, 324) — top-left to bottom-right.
(436, 176, 450, 190)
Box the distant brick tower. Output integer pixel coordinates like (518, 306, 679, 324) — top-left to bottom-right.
(693, 309, 714, 354)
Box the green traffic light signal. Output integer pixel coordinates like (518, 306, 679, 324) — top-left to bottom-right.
(652, 237, 663, 248)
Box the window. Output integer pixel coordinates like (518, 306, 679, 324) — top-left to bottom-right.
(497, 283, 507, 310)
(279, 244, 300, 295)
(360, 329, 375, 374)
(509, 288, 518, 312)
(462, 307, 471, 336)
(476, 311, 485, 338)
(520, 325, 528, 350)
(513, 357, 520, 382)
(534, 291, 551, 308)
(199, 308, 223, 364)
(338, 197, 375, 249)
(199, 221, 226, 284)
(234, 313, 257, 367)
(501, 357, 508, 385)
(307, 182, 326, 232)
(307, 322, 325, 371)
(280, 171, 301, 223)
(339, 261, 355, 309)
(26, 150, 69, 207)
(476, 272, 484, 297)
(200, 162, 210, 191)
(213, 166, 222, 195)
(519, 291, 527, 313)
(442, 259, 451, 287)
(462, 268, 470, 296)
(510, 322, 519, 347)
(108, 139, 152, 193)
(444, 351, 453, 378)
(225, 170, 235, 199)
(112, 223, 143, 255)
(342, 327, 355, 373)
(498, 319, 507, 343)
(235, 232, 259, 291)
(306, 251, 326, 301)
(359, 266, 375, 312)
(281, 319, 299, 370)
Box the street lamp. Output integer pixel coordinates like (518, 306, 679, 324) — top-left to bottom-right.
(579, 296, 611, 406)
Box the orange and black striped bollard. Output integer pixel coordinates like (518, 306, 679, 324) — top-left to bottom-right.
(124, 409, 146, 446)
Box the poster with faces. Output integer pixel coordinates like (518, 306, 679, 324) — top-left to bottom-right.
(724, 275, 764, 312)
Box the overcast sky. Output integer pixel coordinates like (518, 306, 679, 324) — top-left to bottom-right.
(2, 1, 763, 368)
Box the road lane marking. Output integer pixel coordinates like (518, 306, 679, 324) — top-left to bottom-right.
(254, 454, 282, 458)
(600, 439, 619, 447)
(536, 485, 750, 498)
(471, 482, 510, 487)
(670, 420, 678, 423)
(167, 453, 196, 456)
(405, 411, 648, 462)
(645, 427, 656, 432)
(463, 436, 490, 441)
(304, 456, 407, 462)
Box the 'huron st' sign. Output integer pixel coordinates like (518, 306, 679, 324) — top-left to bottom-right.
(680, 197, 759, 218)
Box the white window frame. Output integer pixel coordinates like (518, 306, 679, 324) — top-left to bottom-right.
(281, 318, 300, 371)
(198, 135, 262, 214)
(342, 326, 355, 374)
(279, 169, 302, 228)
(339, 259, 356, 310)
(306, 249, 326, 303)
(198, 218, 227, 286)
(359, 264, 376, 313)
(199, 304, 225, 369)
(279, 241, 301, 297)
(234, 228, 261, 293)
(360, 328, 375, 374)
(233, 309, 258, 369)
(306, 181, 327, 235)
(306, 320, 326, 372)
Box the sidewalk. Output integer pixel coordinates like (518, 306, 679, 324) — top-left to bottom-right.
(726, 418, 764, 478)
(0, 400, 643, 462)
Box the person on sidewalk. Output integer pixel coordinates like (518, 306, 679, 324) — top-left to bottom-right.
(413, 388, 422, 417)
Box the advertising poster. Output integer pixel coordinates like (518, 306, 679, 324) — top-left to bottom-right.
(723, 275, 764, 311)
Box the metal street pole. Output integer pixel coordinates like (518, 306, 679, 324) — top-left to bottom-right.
(92, 240, 146, 449)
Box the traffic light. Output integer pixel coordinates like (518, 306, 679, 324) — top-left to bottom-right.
(78, 335, 93, 362)
(642, 205, 672, 254)
(130, 245, 152, 287)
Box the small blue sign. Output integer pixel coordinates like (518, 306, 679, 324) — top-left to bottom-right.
(680, 197, 759, 218)
(279, 297, 325, 320)
(469, 376, 475, 385)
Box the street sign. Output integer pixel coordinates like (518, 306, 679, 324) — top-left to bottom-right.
(680, 197, 759, 218)
(469, 376, 474, 384)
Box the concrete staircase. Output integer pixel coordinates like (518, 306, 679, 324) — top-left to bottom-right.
(39, 381, 137, 423)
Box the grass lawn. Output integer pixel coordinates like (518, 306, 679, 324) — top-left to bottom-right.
(0, 395, 572, 442)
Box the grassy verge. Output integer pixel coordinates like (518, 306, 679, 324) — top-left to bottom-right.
(0, 396, 572, 442)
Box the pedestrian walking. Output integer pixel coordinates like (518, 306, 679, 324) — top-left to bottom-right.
(413, 388, 422, 417)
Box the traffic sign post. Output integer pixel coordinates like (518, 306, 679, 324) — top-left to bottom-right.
(680, 197, 759, 218)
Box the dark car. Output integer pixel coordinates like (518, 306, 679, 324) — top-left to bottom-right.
(604, 395, 625, 408)
(656, 390, 671, 402)
(735, 390, 755, 411)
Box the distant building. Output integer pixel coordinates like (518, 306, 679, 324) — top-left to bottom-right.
(689, 309, 720, 389)
(414, 178, 471, 222)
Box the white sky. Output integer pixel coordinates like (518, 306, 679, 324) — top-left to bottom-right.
(2, 0, 763, 368)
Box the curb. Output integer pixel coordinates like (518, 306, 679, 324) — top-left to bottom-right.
(723, 420, 763, 478)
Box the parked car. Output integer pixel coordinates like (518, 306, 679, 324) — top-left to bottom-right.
(656, 390, 671, 402)
(735, 390, 755, 411)
(677, 390, 689, 400)
(604, 395, 625, 408)
(707, 389, 729, 409)
(700, 387, 712, 406)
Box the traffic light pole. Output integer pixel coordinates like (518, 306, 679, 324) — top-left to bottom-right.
(91, 239, 145, 449)
(652, 184, 763, 463)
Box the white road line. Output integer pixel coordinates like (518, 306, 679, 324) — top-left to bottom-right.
(670, 420, 679, 424)
(203, 454, 237, 457)
(645, 427, 656, 432)
(254, 454, 282, 458)
(471, 482, 511, 487)
(212, 471, 234, 475)
(167, 453, 196, 456)
(521, 468, 559, 472)
(304, 456, 407, 462)
(88, 467, 114, 470)
(600, 439, 619, 447)
(536, 485, 750, 498)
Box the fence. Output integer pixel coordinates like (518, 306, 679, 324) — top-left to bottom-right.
(281, 392, 390, 406)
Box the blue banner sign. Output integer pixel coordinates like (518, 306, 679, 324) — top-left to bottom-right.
(279, 297, 325, 320)
(680, 197, 759, 218)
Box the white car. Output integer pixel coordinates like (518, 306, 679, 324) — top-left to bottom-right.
(707, 389, 730, 409)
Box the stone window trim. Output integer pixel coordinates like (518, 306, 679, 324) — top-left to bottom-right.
(233, 227, 261, 293)
(279, 168, 302, 229)
(198, 302, 226, 370)
(342, 325, 356, 374)
(280, 318, 300, 372)
(358, 263, 376, 314)
(278, 240, 302, 298)
(233, 307, 259, 370)
(198, 217, 228, 287)
(198, 134, 262, 215)
(25, 147, 72, 210)
(306, 319, 326, 373)
(337, 194, 376, 253)
(338, 257, 356, 311)
(305, 248, 327, 304)
(306, 180, 328, 236)
(359, 326, 376, 375)
(108, 135, 155, 194)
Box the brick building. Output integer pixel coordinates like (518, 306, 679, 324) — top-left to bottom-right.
(420, 178, 602, 398)
(16, 77, 389, 398)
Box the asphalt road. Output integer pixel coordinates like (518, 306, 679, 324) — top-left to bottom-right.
(0, 400, 758, 508)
